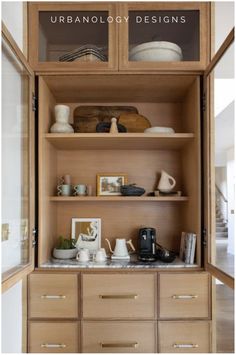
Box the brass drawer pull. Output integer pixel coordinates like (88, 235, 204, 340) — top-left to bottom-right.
(41, 343, 66, 348)
(172, 294, 198, 299)
(100, 342, 138, 348)
(41, 295, 66, 299)
(99, 294, 138, 299)
(173, 343, 199, 348)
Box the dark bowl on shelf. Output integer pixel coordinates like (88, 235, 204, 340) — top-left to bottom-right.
(156, 248, 176, 263)
(120, 184, 146, 196)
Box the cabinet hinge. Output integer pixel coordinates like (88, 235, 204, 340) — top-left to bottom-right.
(202, 228, 207, 247)
(32, 93, 37, 112)
(202, 93, 206, 112)
(32, 228, 37, 247)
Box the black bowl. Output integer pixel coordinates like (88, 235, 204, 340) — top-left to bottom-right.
(156, 248, 176, 263)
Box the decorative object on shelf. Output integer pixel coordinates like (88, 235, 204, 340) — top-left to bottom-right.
(155, 243, 176, 263)
(94, 248, 107, 263)
(96, 121, 127, 133)
(73, 106, 138, 133)
(76, 248, 90, 263)
(109, 117, 119, 133)
(120, 184, 146, 196)
(97, 173, 128, 196)
(87, 185, 93, 196)
(129, 41, 183, 62)
(72, 218, 101, 252)
(74, 184, 87, 196)
(105, 238, 135, 260)
(118, 113, 151, 132)
(59, 174, 71, 185)
(57, 184, 72, 196)
(138, 227, 156, 261)
(52, 236, 77, 259)
(59, 44, 108, 62)
(144, 126, 175, 134)
(179, 232, 196, 264)
(154, 190, 182, 197)
(50, 105, 74, 133)
(157, 170, 176, 193)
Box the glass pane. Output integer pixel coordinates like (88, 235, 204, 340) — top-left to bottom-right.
(129, 10, 199, 62)
(39, 11, 108, 62)
(210, 43, 235, 277)
(1, 37, 30, 277)
(214, 278, 234, 353)
(212, 2, 234, 57)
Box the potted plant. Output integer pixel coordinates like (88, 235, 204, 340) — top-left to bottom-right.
(52, 236, 77, 259)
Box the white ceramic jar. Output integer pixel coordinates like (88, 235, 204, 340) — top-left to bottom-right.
(50, 104, 74, 133)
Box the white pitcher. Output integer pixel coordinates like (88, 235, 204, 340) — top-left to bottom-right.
(157, 170, 176, 193)
(105, 238, 135, 257)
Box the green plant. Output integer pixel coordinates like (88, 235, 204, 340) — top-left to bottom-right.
(56, 236, 76, 250)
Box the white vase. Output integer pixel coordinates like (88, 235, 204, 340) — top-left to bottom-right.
(50, 105, 74, 133)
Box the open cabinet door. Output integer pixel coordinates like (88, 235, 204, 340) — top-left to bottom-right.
(203, 28, 234, 289)
(1, 23, 36, 292)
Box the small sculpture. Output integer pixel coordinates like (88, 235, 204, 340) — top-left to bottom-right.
(109, 117, 119, 133)
(157, 170, 176, 193)
(50, 105, 74, 133)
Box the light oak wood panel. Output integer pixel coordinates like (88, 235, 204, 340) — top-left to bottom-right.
(82, 321, 156, 353)
(158, 321, 211, 353)
(28, 273, 79, 319)
(82, 273, 156, 319)
(50, 196, 188, 202)
(28, 321, 79, 353)
(42, 74, 197, 102)
(158, 273, 210, 319)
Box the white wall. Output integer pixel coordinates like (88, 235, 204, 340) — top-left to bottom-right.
(227, 148, 235, 255)
(214, 2, 235, 54)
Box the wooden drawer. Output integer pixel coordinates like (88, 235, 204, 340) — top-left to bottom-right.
(28, 321, 79, 353)
(159, 273, 210, 319)
(158, 321, 211, 353)
(82, 273, 156, 319)
(82, 321, 156, 353)
(29, 273, 78, 318)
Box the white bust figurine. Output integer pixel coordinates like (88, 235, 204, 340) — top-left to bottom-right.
(50, 104, 74, 133)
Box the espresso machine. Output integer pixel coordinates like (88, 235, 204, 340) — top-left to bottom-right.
(138, 227, 156, 261)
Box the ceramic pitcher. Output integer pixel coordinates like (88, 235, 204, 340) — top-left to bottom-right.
(157, 170, 176, 193)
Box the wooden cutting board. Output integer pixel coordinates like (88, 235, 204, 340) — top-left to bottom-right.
(118, 113, 151, 133)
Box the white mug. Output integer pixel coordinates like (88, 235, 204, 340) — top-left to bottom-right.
(57, 184, 72, 196)
(95, 249, 106, 262)
(76, 249, 89, 262)
(74, 184, 87, 196)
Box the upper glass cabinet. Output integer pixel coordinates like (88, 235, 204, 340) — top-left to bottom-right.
(119, 2, 210, 71)
(28, 3, 118, 71)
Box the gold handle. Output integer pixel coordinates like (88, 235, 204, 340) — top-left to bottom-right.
(41, 295, 66, 299)
(99, 294, 138, 299)
(41, 343, 66, 348)
(173, 343, 199, 348)
(172, 295, 198, 299)
(100, 342, 138, 348)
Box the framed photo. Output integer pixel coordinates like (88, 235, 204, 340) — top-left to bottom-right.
(97, 173, 127, 196)
(71, 218, 101, 252)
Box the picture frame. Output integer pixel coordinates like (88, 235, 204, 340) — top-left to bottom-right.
(96, 173, 128, 196)
(71, 218, 101, 252)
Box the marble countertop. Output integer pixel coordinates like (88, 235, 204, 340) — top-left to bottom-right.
(39, 255, 198, 270)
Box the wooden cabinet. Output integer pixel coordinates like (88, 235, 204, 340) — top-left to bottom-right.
(158, 321, 211, 353)
(28, 321, 79, 353)
(82, 321, 156, 353)
(82, 273, 156, 319)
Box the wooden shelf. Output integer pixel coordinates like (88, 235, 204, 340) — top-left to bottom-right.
(49, 196, 188, 202)
(44, 133, 194, 150)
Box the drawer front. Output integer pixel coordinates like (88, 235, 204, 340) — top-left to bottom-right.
(82, 273, 156, 319)
(29, 273, 78, 318)
(159, 273, 210, 319)
(82, 321, 156, 353)
(158, 321, 211, 353)
(28, 321, 79, 353)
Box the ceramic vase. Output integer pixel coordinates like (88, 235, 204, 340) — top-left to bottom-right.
(50, 105, 74, 133)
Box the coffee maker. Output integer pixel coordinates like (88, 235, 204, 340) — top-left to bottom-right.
(138, 227, 156, 261)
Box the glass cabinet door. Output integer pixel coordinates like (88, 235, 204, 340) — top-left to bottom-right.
(119, 2, 209, 71)
(28, 3, 118, 71)
(1, 25, 35, 286)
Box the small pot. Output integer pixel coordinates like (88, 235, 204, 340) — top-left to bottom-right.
(53, 248, 77, 259)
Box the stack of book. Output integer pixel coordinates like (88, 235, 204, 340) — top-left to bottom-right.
(179, 232, 196, 264)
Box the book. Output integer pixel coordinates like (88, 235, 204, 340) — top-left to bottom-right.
(179, 232, 197, 264)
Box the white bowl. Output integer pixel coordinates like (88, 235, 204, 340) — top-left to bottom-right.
(129, 41, 183, 62)
(144, 127, 175, 134)
(53, 248, 77, 259)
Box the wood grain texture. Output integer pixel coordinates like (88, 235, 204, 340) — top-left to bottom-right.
(158, 320, 211, 353)
(82, 273, 156, 319)
(28, 273, 79, 319)
(82, 321, 156, 353)
(158, 273, 210, 319)
(28, 321, 79, 353)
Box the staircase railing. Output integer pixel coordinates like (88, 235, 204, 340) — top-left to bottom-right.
(215, 184, 228, 223)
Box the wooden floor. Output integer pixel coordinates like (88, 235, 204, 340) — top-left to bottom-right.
(216, 243, 234, 277)
(216, 283, 234, 353)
